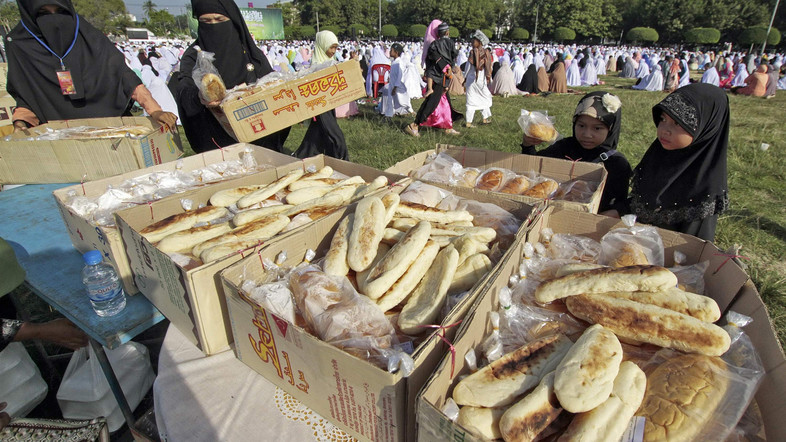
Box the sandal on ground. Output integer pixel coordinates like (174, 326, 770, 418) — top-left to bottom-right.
(465, 123, 475, 128)
(405, 123, 420, 137)
(445, 128, 461, 135)
(481, 119, 491, 125)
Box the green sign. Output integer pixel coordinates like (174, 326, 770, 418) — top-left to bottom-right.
(239, 8, 285, 40)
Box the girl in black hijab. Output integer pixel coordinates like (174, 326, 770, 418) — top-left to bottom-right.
(628, 83, 730, 241)
(5, 0, 177, 131)
(516, 64, 539, 93)
(172, 0, 288, 153)
(521, 91, 632, 214)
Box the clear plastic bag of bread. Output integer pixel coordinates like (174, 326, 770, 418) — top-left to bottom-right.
(398, 180, 451, 207)
(599, 214, 665, 267)
(410, 152, 465, 185)
(519, 173, 560, 199)
(638, 311, 764, 442)
(289, 265, 411, 372)
(449, 198, 521, 251)
(547, 233, 602, 262)
(473, 168, 518, 192)
(555, 179, 599, 203)
(518, 109, 559, 144)
(452, 167, 482, 188)
(191, 47, 227, 103)
(669, 251, 710, 294)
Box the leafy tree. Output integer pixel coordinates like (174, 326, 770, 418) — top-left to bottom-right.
(684, 27, 721, 44)
(626, 26, 658, 43)
(408, 23, 427, 38)
(449, 27, 459, 38)
(0, 0, 20, 32)
(142, 0, 156, 20)
(513, 0, 619, 40)
(321, 24, 343, 36)
(382, 24, 398, 38)
(738, 25, 781, 46)
(145, 9, 176, 36)
(508, 27, 529, 40)
(553, 26, 576, 41)
(284, 25, 301, 39)
(72, 0, 128, 35)
(300, 25, 316, 38)
(272, 1, 301, 27)
(482, 28, 494, 39)
(639, 0, 701, 41)
(348, 23, 370, 37)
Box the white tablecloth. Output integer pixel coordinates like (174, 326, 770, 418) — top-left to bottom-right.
(153, 325, 354, 441)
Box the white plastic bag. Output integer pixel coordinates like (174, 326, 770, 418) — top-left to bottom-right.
(57, 342, 155, 432)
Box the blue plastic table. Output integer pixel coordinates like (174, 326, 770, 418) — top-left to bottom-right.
(0, 183, 165, 434)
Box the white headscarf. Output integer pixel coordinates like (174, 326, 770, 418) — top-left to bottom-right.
(313, 31, 338, 64)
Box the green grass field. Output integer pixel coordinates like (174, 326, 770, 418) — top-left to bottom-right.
(183, 75, 786, 348)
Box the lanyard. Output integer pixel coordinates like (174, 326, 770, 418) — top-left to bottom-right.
(21, 14, 80, 70)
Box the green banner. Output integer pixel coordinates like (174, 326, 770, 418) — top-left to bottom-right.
(239, 8, 285, 40)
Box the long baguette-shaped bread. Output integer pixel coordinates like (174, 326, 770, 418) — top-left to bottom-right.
(323, 215, 353, 277)
(140, 206, 229, 244)
(397, 245, 459, 334)
(327, 183, 363, 204)
(287, 177, 341, 191)
(284, 192, 344, 217)
(156, 222, 232, 253)
(599, 288, 720, 322)
(236, 169, 304, 209)
(558, 361, 646, 442)
(535, 265, 678, 303)
(457, 406, 507, 441)
(347, 197, 386, 272)
(192, 214, 289, 258)
(499, 371, 562, 442)
(200, 238, 266, 263)
(448, 253, 492, 295)
(565, 294, 731, 356)
(452, 334, 573, 408)
(209, 185, 268, 207)
(391, 218, 496, 243)
(298, 166, 334, 181)
(351, 176, 388, 201)
(232, 204, 293, 226)
(554, 263, 606, 278)
(554, 324, 623, 413)
(363, 221, 431, 300)
(285, 185, 332, 205)
(452, 235, 484, 266)
(394, 201, 473, 224)
(357, 243, 391, 290)
(381, 228, 405, 245)
(391, 217, 473, 231)
(375, 240, 439, 312)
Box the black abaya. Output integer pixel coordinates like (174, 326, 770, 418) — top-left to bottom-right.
(294, 110, 348, 160)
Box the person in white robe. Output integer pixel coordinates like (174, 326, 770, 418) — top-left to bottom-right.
(140, 65, 179, 121)
(595, 54, 606, 76)
(731, 62, 749, 87)
(464, 30, 493, 126)
(490, 53, 522, 96)
(679, 56, 691, 88)
(379, 44, 414, 117)
(566, 54, 582, 86)
(400, 50, 424, 99)
(581, 55, 599, 85)
(700, 64, 720, 86)
(512, 56, 526, 85)
(635, 58, 650, 78)
(632, 67, 664, 91)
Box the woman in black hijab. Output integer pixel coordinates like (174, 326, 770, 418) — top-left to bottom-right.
(5, 0, 177, 131)
(172, 0, 288, 153)
(628, 83, 730, 241)
(522, 91, 632, 214)
(516, 64, 539, 93)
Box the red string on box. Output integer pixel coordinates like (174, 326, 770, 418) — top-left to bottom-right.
(564, 155, 582, 180)
(147, 201, 154, 220)
(417, 320, 463, 378)
(80, 174, 87, 196)
(258, 249, 265, 269)
(211, 138, 225, 161)
(712, 252, 750, 275)
(461, 147, 467, 167)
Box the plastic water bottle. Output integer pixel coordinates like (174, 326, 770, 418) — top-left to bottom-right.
(81, 250, 126, 317)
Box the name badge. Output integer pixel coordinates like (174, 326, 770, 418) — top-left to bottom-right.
(57, 70, 77, 95)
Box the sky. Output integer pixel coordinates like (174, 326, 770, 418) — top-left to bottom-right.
(123, 0, 276, 21)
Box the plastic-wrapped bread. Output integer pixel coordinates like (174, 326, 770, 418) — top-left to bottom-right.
(140, 206, 229, 244)
(534, 265, 678, 303)
(347, 196, 386, 272)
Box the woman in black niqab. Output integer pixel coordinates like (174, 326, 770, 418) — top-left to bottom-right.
(5, 0, 173, 127)
(628, 83, 730, 241)
(173, 0, 289, 153)
(516, 64, 539, 93)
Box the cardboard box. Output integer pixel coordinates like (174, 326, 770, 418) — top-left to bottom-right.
(386, 145, 608, 213)
(52, 144, 300, 294)
(0, 63, 7, 91)
(0, 93, 14, 129)
(0, 116, 183, 184)
(116, 156, 407, 355)
(417, 208, 785, 441)
(213, 60, 366, 143)
(219, 186, 537, 442)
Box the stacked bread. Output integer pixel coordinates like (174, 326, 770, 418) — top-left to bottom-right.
(139, 167, 390, 264)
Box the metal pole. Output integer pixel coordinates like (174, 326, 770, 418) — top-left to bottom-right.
(533, 4, 539, 43)
(379, 0, 382, 40)
(761, 0, 781, 55)
(316, 11, 319, 33)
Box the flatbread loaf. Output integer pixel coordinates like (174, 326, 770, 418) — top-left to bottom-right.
(394, 201, 473, 224)
(397, 245, 459, 334)
(499, 371, 562, 442)
(192, 214, 289, 259)
(362, 221, 431, 300)
(535, 265, 678, 303)
(374, 240, 439, 312)
(236, 169, 304, 209)
(457, 406, 507, 440)
(232, 204, 292, 226)
(554, 324, 623, 413)
(347, 197, 386, 272)
(140, 206, 228, 244)
(565, 294, 731, 356)
(597, 288, 720, 323)
(156, 222, 232, 254)
(210, 185, 268, 207)
(323, 215, 353, 277)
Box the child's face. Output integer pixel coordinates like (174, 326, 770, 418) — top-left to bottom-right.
(390, 49, 399, 59)
(326, 44, 338, 58)
(472, 39, 481, 49)
(574, 115, 609, 150)
(657, 113, 694, 150)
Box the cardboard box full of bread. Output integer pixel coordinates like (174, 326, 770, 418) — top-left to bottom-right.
(0, 116, 183, 184)
(53, 144, 300, 294)
(386, 145, 608, 213)
(219, 181, 537, 442)
(115, 155, 406, 355)
(418, 208, 783, 442)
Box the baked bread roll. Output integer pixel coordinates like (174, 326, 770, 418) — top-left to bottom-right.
(356, 242, 391, 290)
(475, 169, 506, 191)
(323, 215, 353, 277)
(210, 185, 268, 207)
(236, 169, 304, 209)
(192, 214, 289, 259)
(380, 192, 400, 226)
(528, 123, 556, 142)
(232, 204, 292, 226)
(565, 294, 731, 356)
(554, 263, 606, 278)
(285, 186, 332, 206)
(559, 361, 646, 442)
(457, 168, 480, 188)
(457, 406, 507, 440)
(523, 179, 559, 199)
(362, 221, 431, 300)
(140, 206, 229, 244)
(284, 192, 344, 218)
(156, 222, 232, 254)
(394, 201, 474, 224)
(500, 175, 531, 194)
(397, 244, 459, 334)
(598, 287, 720, 323)
(534, 265, 678, 303)
(347, 197, 386, 272)
(499, 371, 562, 442)
(287, 178, 341, 192)
(448, 253, 492, 295)
(202, 73, 226, 102)
(452, 334, 573, 408)
(638, 354, 728, 442)
(554, 324, 623, 413)
(375, 240, 439, 312)
(298, 166, 334, 181)
(608, 242, 651, 267)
